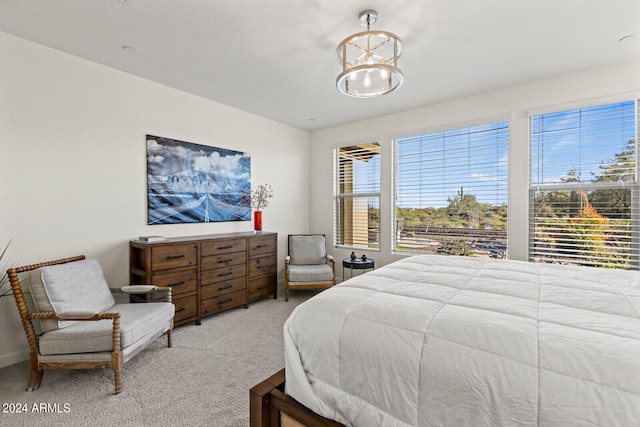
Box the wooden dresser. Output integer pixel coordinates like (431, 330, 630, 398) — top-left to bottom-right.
(129, 232, 277, 326)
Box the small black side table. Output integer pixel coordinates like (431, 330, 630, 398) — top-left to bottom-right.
(342, 258, 375, 279)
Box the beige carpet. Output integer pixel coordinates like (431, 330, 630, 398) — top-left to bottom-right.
(0, 289, 318, 427)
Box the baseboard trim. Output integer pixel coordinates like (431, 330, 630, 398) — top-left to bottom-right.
(0, 349, 29, 369)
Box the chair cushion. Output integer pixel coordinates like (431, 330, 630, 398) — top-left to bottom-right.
(288, 264, 334, 283)
(28, 259, 116, 332)
(38, 302, 175, 355)
(289, 235, 327, 265)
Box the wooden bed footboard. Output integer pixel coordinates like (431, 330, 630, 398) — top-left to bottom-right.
(250, 369, 344, 427)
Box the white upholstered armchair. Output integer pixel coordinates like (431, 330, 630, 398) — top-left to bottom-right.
(284, 234, 336, 301)
(7, 255, 174, 394)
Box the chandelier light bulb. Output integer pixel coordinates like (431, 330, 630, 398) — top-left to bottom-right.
(380, 68, 389, 80)
(363, 72, 372, 88)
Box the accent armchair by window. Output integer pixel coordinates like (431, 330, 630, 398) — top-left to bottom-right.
(7, 255, 175, 394)
(284, 234, 336, 302)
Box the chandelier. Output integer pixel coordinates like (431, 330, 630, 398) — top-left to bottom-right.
(336, 10, 404, 98)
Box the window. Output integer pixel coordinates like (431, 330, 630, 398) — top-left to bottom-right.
(530, 100, 638, 270)
(334, 143, 381, 249)
(394, 122, 509, 257)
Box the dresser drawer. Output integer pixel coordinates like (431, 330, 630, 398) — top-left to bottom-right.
(201, 276, 245, 299)
(152, 268, 198, 297)
(201, 238, 247, 256)
(151, 244, 197, 271)
(201, 289, 246, 317)
(249, 255, 276, 277)
(201, 251, 245, 271)
(248, 276, 276, 301)
(173, 294, 198, 325)
(201, 264, 246, 285)
(249, 235, 276, 256)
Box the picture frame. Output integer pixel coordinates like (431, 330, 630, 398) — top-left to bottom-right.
(146, 135, 251, 225)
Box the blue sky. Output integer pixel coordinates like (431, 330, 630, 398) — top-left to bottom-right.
(531, 100, 636, 185)
(345, 100, 636, 211)
(396, 121, 509, 208)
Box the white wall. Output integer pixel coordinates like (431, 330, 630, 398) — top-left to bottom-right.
(0, 32, 310, 367)
(310, 60, 640, 273)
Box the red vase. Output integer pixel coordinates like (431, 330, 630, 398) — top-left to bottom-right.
(254, 211, 263, 233)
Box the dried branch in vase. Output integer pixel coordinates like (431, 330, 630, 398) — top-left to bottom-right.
(251, 184, 274, 211)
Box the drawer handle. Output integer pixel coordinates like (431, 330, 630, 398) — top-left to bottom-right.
(168, 281, 185, 287)
(218, 284, 233, 291)
(258, 265, 269, 270)
(257, 285, 268, 290)
(218, 245, 233, 250)
(219, 259, 233, 264)
(218, 298, 233, 305)
(166, 255, 186, 260)
(218, 272, 233, 277)
(175, 307, 186, 313)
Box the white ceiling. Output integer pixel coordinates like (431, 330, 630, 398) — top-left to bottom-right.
(0, 0, 638, 131)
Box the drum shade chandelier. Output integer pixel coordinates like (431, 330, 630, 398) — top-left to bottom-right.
(336, 10, 404, 98)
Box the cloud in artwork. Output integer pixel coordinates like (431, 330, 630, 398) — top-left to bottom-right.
(193, 152, 250, 181)
(147, 139, 192, 162)
(146, 140, 167, 164)
(146, 136, 251, 199)
(147, 139, 162, 154)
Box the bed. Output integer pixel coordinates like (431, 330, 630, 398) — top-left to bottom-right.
(251, 254, 640, 426)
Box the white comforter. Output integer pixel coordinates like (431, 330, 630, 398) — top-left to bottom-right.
(284, 254, 640, 426)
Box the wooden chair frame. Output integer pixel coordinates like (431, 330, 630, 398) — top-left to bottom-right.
(284, 234, 336, 302)
(7, 255, 173, 394)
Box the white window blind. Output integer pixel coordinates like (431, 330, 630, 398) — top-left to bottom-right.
(530, 100, 639, 270)
(394, 122, 508, 257)
(334, 143, 381, 249)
